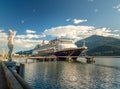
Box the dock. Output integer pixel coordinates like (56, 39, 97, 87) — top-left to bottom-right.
(0, 62, 9, 89)
(29, 56, 77, 61)
(29, 56, 95, 63)
(0, 61, 34, 89)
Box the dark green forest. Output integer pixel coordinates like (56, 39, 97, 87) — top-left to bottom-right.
(76, 35, 120, 56)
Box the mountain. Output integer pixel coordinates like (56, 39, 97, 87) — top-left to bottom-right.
(76, 35, 120, 56)
(87, 45, 120, 56)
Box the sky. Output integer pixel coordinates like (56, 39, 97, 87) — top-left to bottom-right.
(0, 0, 120, 53)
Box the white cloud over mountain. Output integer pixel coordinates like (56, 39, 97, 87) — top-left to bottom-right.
(44, 25, 117, 42)
(44, 25, 93, 41)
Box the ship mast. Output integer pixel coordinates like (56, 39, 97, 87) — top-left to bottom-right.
(82, 39, 86, 47)
(42, 40, 45, 46)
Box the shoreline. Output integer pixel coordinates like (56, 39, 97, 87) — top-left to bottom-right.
(79, 56, 120, 58)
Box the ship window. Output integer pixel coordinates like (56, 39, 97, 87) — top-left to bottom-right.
(61, 41, 73, 44)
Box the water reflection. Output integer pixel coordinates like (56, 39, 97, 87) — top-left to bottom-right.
(23, 61, 120, 89)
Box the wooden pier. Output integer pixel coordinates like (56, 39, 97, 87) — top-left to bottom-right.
(29, 56, 95, 63)
(29, 56, 57, 61)
(0, 62, 9, 89)
(0, 61, 34, 89)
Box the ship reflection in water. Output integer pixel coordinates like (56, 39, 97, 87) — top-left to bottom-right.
(22, 58, 120, 89)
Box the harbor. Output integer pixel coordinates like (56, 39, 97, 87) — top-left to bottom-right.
(0, 30, 119, 89)
(0, 55, 120, 89)
(0, 30, 95, 89)
(16, 57, 120, 89)
(0, 0, 120, 89)
(0, 60, 34, 89)
(28, 56, 95, 63)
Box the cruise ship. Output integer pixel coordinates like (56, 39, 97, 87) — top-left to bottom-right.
(32, 38, 87, 60)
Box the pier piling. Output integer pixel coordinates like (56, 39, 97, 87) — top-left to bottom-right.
(86, 56, 95, 63)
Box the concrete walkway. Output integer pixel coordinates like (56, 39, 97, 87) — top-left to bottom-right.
(0, 62, 9, 89)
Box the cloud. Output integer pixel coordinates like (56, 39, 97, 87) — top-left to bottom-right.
(21, 20, 25, 23)
(66, 18, 70, 22)
(15, 39, 49, 48)
(93, 28, 112, 36)
(0, 29, 46, 52)
(16, 34, 46, 39)
(113, 30, 119, 32)
(14, 29, 46, 50)
(113, 4, 120, 12)
(26, 34, 44, 39)
(0, 29, 4, 32)
(26, 29, 36, 34)
(44, 25, 94, 40)
(88, 0, 94, 2)
(0, 30, 7, 46)
(43, 25, 118, 42)
(16, 35, 26, 39)
(94, 9, 98, 12)
(26, 33, 45, 39)
(33, 9, 36, 12)
(73, 19, 87, 24)
(66, 18, 87, 24)
(16, 29, 46, 39)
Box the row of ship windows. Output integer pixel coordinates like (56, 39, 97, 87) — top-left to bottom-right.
(35, 41, 72, 49)
(35, 44, 57, 49)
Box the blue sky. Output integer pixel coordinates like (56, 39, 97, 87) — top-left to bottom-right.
(0, 0, 120, 53)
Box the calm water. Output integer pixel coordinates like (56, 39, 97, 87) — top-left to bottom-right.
(22, 58, 120, 89)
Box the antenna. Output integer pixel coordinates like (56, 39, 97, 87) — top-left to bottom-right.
(82, 39, 86, 47)
(42, 40, 45, 45)
(82, 39, 87, 50)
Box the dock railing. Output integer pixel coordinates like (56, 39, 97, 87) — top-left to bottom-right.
(1, 62, 34, 89)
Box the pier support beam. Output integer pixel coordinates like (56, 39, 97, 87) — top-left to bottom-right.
(86, 57, 95, 63)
